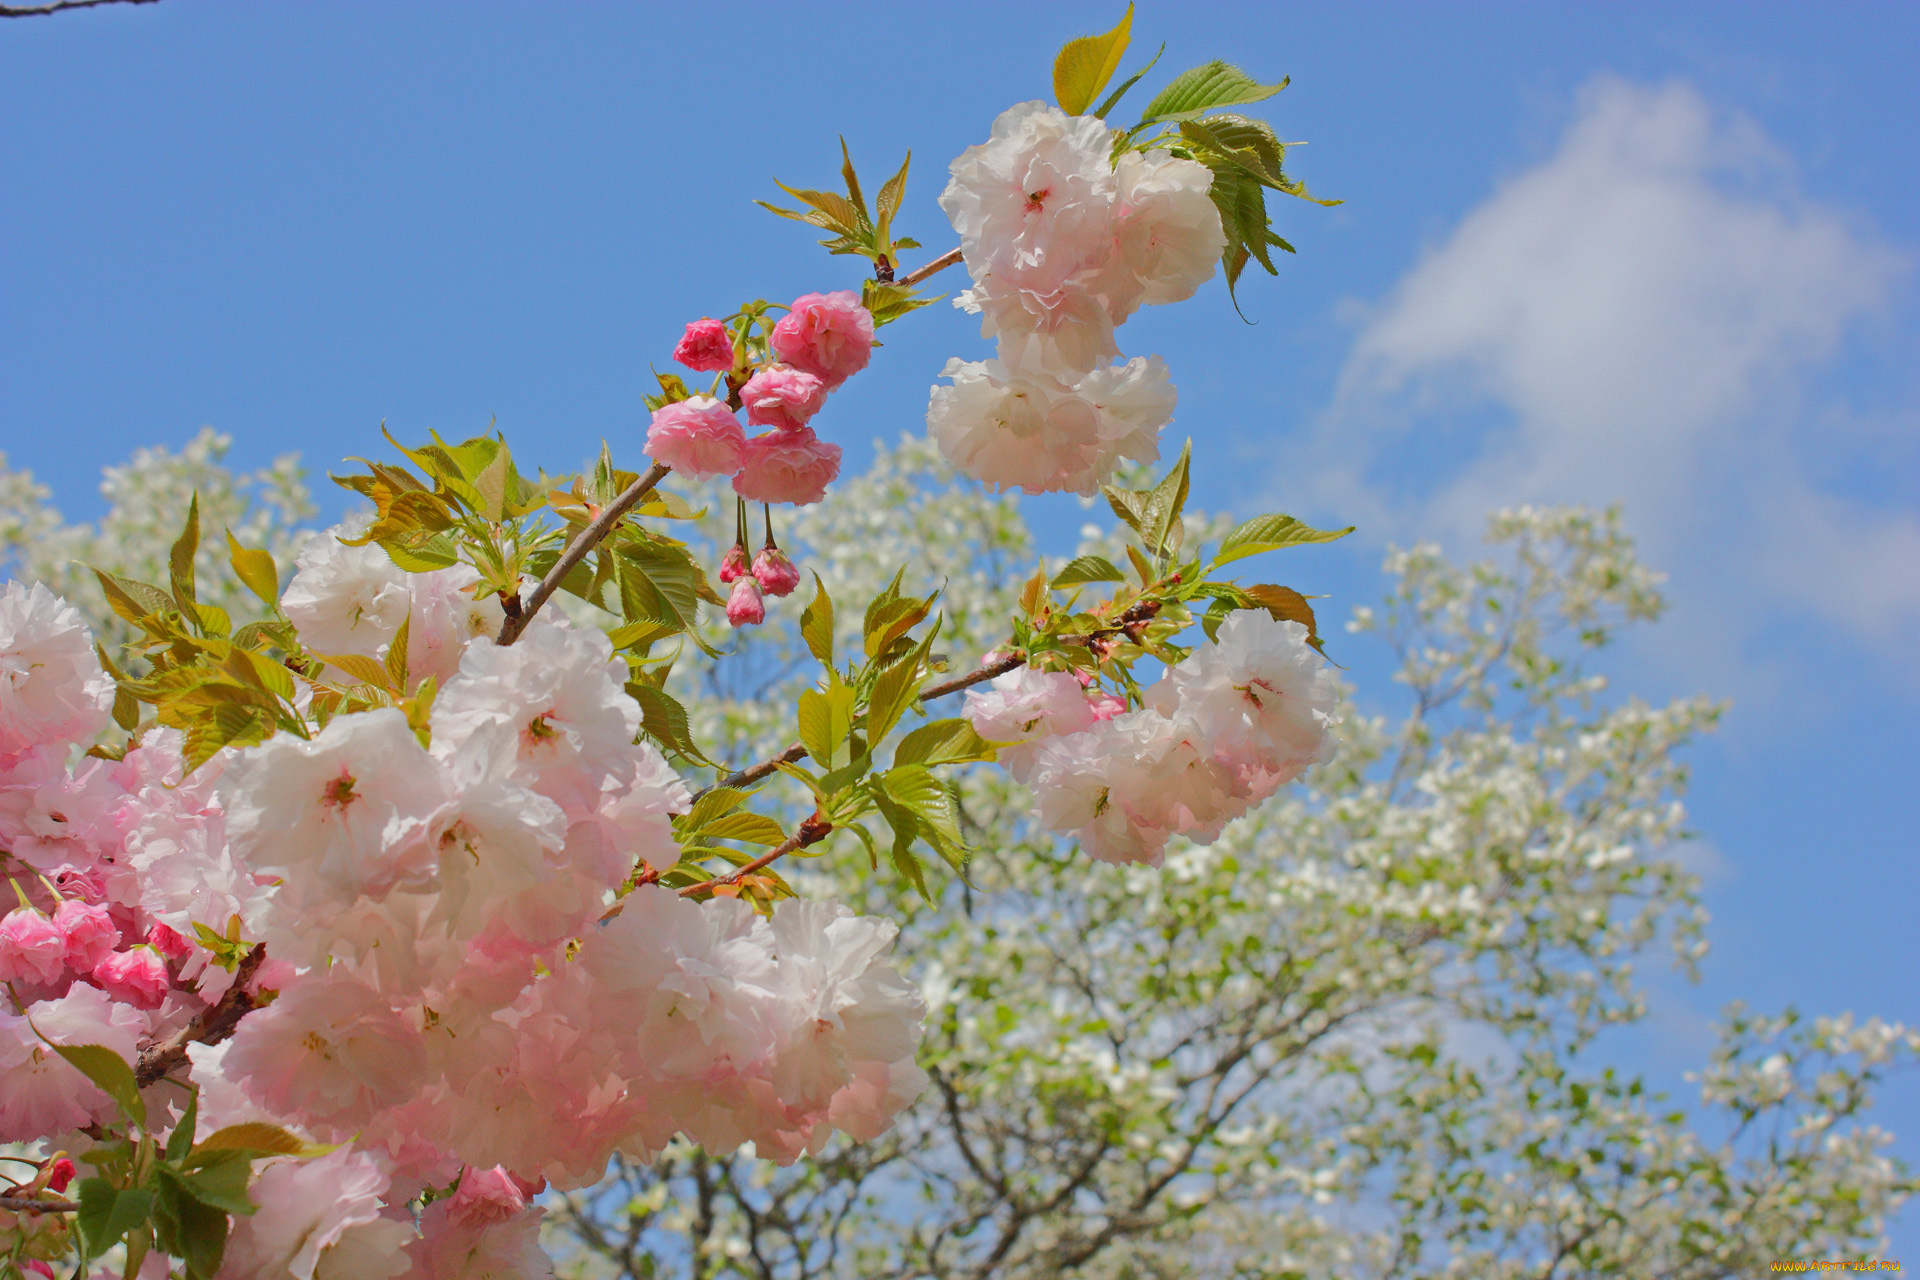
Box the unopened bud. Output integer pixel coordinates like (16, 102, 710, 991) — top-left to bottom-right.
(726, 577, 766, 628)
(718, 545, 750, 584)
(751, 547, 802, 597)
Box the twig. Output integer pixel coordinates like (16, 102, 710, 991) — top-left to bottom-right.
(497, 462, 670, 646)
(0, 0, 157, 15)
(0, 1194, 77, 1212)
(897, 246, 964, 290)
(134, 944, 267, 1088)
(680, 815, 833, 897)
(917, 652, 1024, 702)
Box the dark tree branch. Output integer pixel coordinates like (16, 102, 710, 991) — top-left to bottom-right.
(1, 0, 158, 16)
(134, 944, 267, 1087)
(496, 461, 670, 646)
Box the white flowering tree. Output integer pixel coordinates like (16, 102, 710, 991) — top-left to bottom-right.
(0, 10, 1911, 1280)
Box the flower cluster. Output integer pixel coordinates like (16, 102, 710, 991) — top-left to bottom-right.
(0, 565, 925, 1276)
(649, 292, 874, 507)
(967, 612, 1337, 864)
(928, 102, 1224, 495)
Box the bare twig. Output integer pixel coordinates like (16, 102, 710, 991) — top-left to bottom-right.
(917, 651, 1024, 702)
(0, 1194, 77, 1212)
(680, 814, 833, 897)
(134, 944, 267, 1088)
(1, 0, 157, 15)
(898, 246, 964, 290)
(497, 462, 670, 645)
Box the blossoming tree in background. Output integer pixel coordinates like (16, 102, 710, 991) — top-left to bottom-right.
(0, 10, 1422, 1277)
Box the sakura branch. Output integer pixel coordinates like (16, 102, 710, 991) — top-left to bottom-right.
(496, 461, 670, 646)
(133, 943, 267, 1087)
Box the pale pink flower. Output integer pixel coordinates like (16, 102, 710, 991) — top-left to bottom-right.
(53, 899, 119, 973)
(770, 291, 873, 389)
(829, 1058, 930, 1142)
(717, 544, 750, 584)
(147, 921, 192, 963)
(0, 984, 144, 1142)
(224, 972, 432, 1131)
(405, 563, 507, 689)
(732, 428, 843, 506)
(751, 547, 802, 597)
(219, 1146, 413, 1280)
(645, 395, 747, 479)
(403, 1200, 556, 1279)
(90, 945, 170, 1010)
(672, 316, 736, 373)
(0, 746, 122, 872)
(281, 522, 411, 664)
(446, 1164, 529, 1228)
(0, 907, 66, 985)
(1113, 148, 1224, 306)
(740, 364, 828, 431)
(726, 577, 766, 628)
(0, 581, 114, 758)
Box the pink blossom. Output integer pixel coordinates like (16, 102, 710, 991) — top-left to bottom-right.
(224, 972, 432, 1131)
(446, 1164, 529, 1228)
(672, 317, 736, 373)
(726, 578, 766, 628)
(644, 395, 748, 479)
(90, 946, 170, 1010)
(718, 544, 750, 584)
(46, 1156, 75, 1192)
(53, 899, 118, 973)
(732, 428, 843, 506)
(0, 907, 66, 985)
(147, 921, 192, 963)
(770, 291, 873, 389)
(740, 364, 828, 431)
(752, 547, 802, 597)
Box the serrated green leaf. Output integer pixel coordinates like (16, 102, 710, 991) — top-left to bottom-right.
(797, 681, 856, 771)
(1051, 555, 1127, 587)
(1139, 59, 1287, 123)
(225, 531, 280, 607)
(181, 702, 276, 774)
(866, 628, 934, 745)
(628, 682, 711, 765)
(700, 812, 787, 846)
(1214, 512, 1353, 565)
(311, 650, 394, 690)
(876, 763, 967, 869)
(165, 1152, 256, 1216)
(870, 787, 933, 904)
(167, 1089, 200, 1163)
(801, 572, 833, 665)
(189, 1122, 312, 1160)
(1091, 41, 1164, 119)
(1138, 440, 1192, 560)
(893, 718, 999, 767)
(679, 786, 748, 833)
(169, 493, 201, 613)
(1053, 3, 1133, 116)
(77, 1179, 153, 1260)
(52, 1042, 146, 1128)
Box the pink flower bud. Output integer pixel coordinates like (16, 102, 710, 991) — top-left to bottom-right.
(770, 291, 874, 389)
(725, 577, 766, 628)
(448, 1164, 529, 1228)
(645, 395, 748, 479)
(147, 921, 193, 963)
(732, 427, 843, 506)
(0, 907, 67, 985)
(54, 899, 119, 973)
(739, 364, 828, 432)
(46, 1157, 75, 1193)
(91, 945, 170, 1010)
(672, 317, 736, 373)
(718, 544, 750, 585)
(751, 547, 802, 597)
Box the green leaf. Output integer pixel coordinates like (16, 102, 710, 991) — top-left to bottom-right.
(1109, 440, 1194, 561)
(797, 681, 857, 771)
(893, 718, 999, 767)
(385, 614, 411, 691)
(166, 1152, 256, 1216)
(1241, 583, 1320, 636)
(870, 787, 933, 903)
(700, 812, 787, 846)
(679, 786, 748, 833)
(310, 650, 394, 690)
(866, 639, 929, 745)
(628, 682, 712, 765)
(800, 571, 834, 665)
(876, 763, 967, 869)
(52, 1042, 146, 1128)
(1051, 555, 1127, 587)
(181, 701, 276, 773)
(1180, 114, 1288, 188)
(1091, 41, 1164, 119)
(225, 531, 281, 607)
(92, 567, 176, 625)
(1053, 3, 1133, 116)
(76, 1179, 153, 1260)
(189, 1122, 312, 1160)
(874, 149, 910, 241)
(1214, 512, 1354, 565)
(1139, 59, 1287, 123)
(169, 492, 202, 613)
(839, 136, 871, 225)
(154, 1167, 231, 1279)
(167, 1088, 200, 1163)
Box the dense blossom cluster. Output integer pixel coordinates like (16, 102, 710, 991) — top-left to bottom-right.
(928, 102, 1224, 495)
(967, 612, 1337, 864)
(649, 292, 873, 507)
(0, 562, 924, 1276)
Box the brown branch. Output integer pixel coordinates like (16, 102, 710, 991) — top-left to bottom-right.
(1, 0, 157, 15)
(0, 1193, 77, 1212)
(134, 944, 267, 1088)
(680, 815, 833, 898)
(897, 246, 964, 290)
(917, 651, 1024, 702)
(497, 462, 671, 646)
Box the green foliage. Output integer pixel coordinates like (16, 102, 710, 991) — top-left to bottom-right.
(1052, 3, 1133, 116)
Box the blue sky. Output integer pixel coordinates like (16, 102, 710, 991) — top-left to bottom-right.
(5, 0, 1918, 1251)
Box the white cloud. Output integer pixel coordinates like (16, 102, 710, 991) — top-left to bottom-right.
(1303, 77, 1917, 690)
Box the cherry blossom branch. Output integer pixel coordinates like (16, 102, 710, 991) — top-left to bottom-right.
(897, 246, 964, 290)
(0, 1193, 77, 1212)
(679, 815, 834, 898)
(498, 462, 671, 646)
(0, 0, 157, 15)
(133, 944, 267, 1088)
